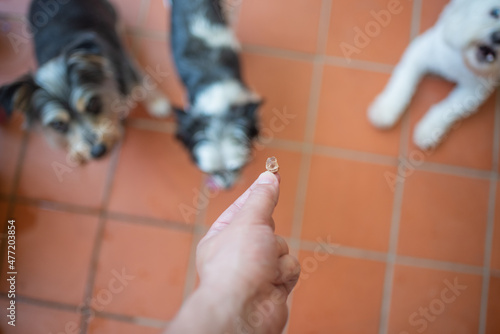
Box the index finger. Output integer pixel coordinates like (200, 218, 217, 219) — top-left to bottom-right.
(203, 172, 280, 239)
(232, 172, 280, 228)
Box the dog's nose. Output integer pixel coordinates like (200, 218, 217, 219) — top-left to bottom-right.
(492, 31, 500, 44)
(90, 144, 107, 158)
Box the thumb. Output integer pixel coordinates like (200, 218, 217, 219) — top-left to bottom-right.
(234, 172, 280, 229)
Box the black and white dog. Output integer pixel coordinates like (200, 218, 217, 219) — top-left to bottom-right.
(171, 0, 262, 189)
(0, 0, 169, 162)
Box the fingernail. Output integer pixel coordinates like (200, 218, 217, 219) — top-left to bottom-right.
(257, 171, 275, 185)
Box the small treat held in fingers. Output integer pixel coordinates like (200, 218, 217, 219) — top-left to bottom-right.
(266, 157, 279, 173)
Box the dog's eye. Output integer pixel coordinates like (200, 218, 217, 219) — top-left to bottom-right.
(86, 96, 102, 115)
(49, 120, 69, 133)
(491, 8, 500, 19)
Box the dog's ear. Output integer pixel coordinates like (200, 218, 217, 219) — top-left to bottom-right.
(0, 75, 38, 119)
(233, 100, 263, 119)
(66, 33, 103, 57)
(173, 106, 189, 125)
(245, 100, 262, 118)
(65, 33, 107, 85)
(173, 107, 191, 143)
(65, 33, 105, 70)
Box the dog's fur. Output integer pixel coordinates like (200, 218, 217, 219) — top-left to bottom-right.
(0, 0, 169, 162)
(368, 0, 500, 149)
(170, 0, 261, 189)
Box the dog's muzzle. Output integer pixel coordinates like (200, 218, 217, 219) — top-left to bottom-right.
(478, 30, 500, 64)
(477, 45, 497, 63)
(207, 170, 241, 190)
(90, 143, 107, 158)
(492, 31, 500, 45)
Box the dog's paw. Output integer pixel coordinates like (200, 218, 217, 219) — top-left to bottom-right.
(413, 119, 447, 150)
(367, 97, 402, 129)
(147, 95, 171, 118)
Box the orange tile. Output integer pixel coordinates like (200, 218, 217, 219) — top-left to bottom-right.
(327, 0, 413, 65)
(407, 77, 495, 170)
(420, 0, 449, 33)
(134, 37, 186, 109)
(289, 253, 385, 333)
(107, 127, 202, 223)
(142, 0, 170, 32)
(0, 301, 81, 334)
(0, 19, 33, 197)
(0, 114, 23, 196)
(486, 275, 500, 334)
(109, 0, 143, 28)
(492, 183, 500, 270)
(92, 219, 192, 320)
(0, 204, 99, 305)
(236, 0, 323, 54)
(241, 53, 313, 142)
(88, 317, 163, 334)
(389, 265, 482, 334)
(314, 65, 401, 156)
(301, 155, 396, 252)
(0, 18, 37, 83)
(123, 34, 175, 123)
(398, 171, 489, 266)
(204, 148, 302, 237)
(17, 129, 112, 208)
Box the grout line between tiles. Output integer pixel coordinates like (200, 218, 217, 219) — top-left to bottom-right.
(312, 145, 398, 166)
(300, 240, 387, 263)
(105, 211, 193, 233)
(322, 56, 395, 74)
(409, 0, 422, 39)
(241, 44, 315, 63)
(3, 194, 195, 233)
(414, 162, 493, 180)
(127, 118, 176, 133)
(129, 25, 398, 74)
(478, 88, 500, 334)
(378, 1, 421, 333)
(181, 177, 210, 302)
(79, 142, 123, 334)
(377, 72, 407, 334)
(396, 256, 484, 276)
(127, 116, 497, 181)
(94, 310, 169, 329)
(0, 294, 169, 329)
(180, 224, 204, 302)
(286, 1, 332, 331)
(137, 0, 152, 28)
(300, 240, 485, 276)
(0, 294, 80, 313)
(14, 196, 101, 216)
(492, 269, 500, 277)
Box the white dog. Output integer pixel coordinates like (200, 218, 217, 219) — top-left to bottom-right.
(368, 0, 500, 149)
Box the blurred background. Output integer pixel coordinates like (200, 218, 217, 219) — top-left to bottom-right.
(0, 0, 499, 333)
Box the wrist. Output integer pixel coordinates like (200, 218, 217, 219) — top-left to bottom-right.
(167, 283, 250, 334)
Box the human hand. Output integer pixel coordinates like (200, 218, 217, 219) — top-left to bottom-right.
(167, 171, 300, 334)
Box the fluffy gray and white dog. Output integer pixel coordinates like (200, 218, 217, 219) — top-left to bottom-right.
(369, 0, 500, 149)
(170, 0, 262, 189)
(0, 0, 169, 162)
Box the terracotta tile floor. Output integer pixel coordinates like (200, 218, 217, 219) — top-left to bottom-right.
(0, 0, 499, 333)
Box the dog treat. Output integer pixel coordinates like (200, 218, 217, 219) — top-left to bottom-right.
(266, 157, 279, 173)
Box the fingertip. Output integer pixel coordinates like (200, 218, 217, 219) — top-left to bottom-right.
(257, 171, 280, 185)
